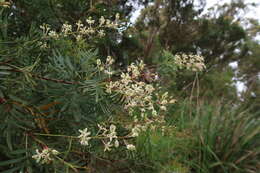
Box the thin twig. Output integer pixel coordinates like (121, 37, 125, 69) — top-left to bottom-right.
(2, 62, 80, 85)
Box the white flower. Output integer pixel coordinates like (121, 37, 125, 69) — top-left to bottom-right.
(32, 148, 59, 164)
(169, 99, 177, 104)
(107, 124, 117, 142)
(162, 92, 168, 99)
(86, 27, 95, 34)
(61, 23, 72, 36)
(99, 16, 106, 26)
(160, 106, 167, 111)
(152, 109, 157, 116)
(48, 31, 59, 39)
(76, 20, 83, 31)
(98, 29, 105, 37)
(51, 149, 59, 155)
(96, 59, 101, 66)
(40, 23, 51, 35)
(104, 69, 114, 75)
(86, 17, 95, 25)
(39, 42, 48, 49)
(78, 128, 91, 146)
(97, 124, 107, 132)
(32, 149, 43, 163)
(115, 13, 120, 20)
(114, 139, 119, 148)
(145, 85, 155, 93)
(131, 126, 140, 137)
(106, 56, 114, 65)
(110, 124, 116, 132)
(126, 144, 136, 151)
(76, 35, 82, 41)
(161, 99, 168, 105)
(104, 142, 113, 152)
(98, 66, 104, 71)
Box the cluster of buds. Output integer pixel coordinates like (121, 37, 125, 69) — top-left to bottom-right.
(37, 41, 49, 49)
(32, 148, 59, 164)
(174, 54, 206, 71)
(40, 14, 120, 41)
(156, 92, 176, 111)
(96, 56, 115, 76)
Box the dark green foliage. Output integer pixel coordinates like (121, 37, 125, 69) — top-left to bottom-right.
(189, 104, 259, 173)
(0, 0, 259, 172)
(145, 101, 260, 173)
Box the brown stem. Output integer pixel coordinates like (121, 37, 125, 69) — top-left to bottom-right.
(2, 62, 80, 85)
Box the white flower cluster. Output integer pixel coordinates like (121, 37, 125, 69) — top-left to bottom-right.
(96, 56, 115, 75)
(40, 14, 120, 41)
(174, 54, 206, 71)
(104, 60, 176, 118)
(99, 124, 136, 151)
(98, 124, 119, 151)
(32, 148, 59, 164)
(95, 58, 177, 137)
(77, 124, 136, 151)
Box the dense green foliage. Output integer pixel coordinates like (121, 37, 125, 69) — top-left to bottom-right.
(0, 0, 259, 172)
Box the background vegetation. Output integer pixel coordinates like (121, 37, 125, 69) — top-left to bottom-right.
(0, 0, 259, 172)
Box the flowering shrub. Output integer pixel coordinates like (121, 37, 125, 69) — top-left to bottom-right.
(30, 56, 178, 165)
(1, 2, 259, 173)
(0, 9, 206, 172)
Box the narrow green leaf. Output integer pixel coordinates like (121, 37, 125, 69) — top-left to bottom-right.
(0, 156, 27, 166)
(1, 166, 23, 173)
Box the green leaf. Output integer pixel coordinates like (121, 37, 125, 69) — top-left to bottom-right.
(8, 95, 28, 104)
(1, 166, 23, 173)
(0, 71, 11, 75)
(6, 131, 13, 151)
(0, 66, 12, 70)
(9, 149, 27, 155)
(0, 156, 27, 166)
